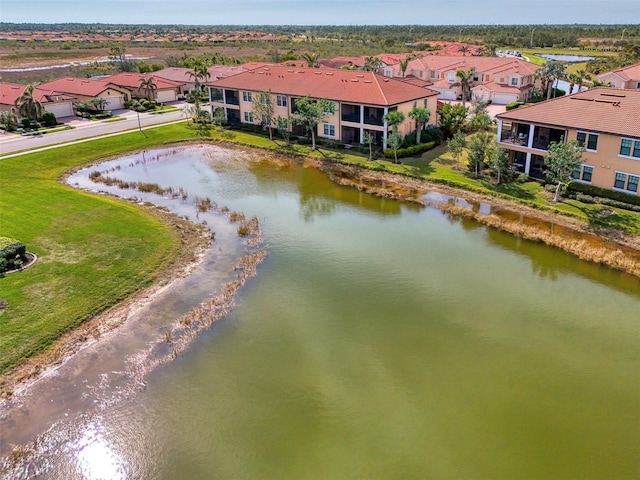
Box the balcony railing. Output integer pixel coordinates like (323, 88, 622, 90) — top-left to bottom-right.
(364, 116, 384, 127)
(500, 131, 528, 146)
(341, 112, 360, 123)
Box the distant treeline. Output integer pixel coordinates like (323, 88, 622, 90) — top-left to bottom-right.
(1, 23, 638, 49)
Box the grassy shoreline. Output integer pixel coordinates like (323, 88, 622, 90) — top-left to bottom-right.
(2, 122, 640, 382)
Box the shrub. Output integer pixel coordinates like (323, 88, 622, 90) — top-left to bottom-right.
(0, 237, 27, 271)
(0, 258, 6, 274)
(568, 182, 640, 210)
(421, 125, 443, 145)
(505, 101, 525, 111)
(40, 111, 57, 127)
(384, 141, 436, 159)
(297, 137, 312, 145)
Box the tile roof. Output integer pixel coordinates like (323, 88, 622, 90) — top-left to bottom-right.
(599, 62, 640, 81)
(497, 88, 640, 138)
(35, 77, 123, 97)
(105, 72, 183, 90)
(0, 82, 29, 106)
(408, 55, 539, 77)
(209, 66, 438, 107)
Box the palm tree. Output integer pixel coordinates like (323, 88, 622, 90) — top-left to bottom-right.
(399, 56, 412, 78)
(14, 84, 43, 122)
(383, 110, 405, 133)
(363, 56, 383, 72)
(458, 45, 471, 56)
(455, 67, 476, 106)
(408, 106, 431, 144)
(535, 61, 565, 100)
(187, 61, 211, 91)
(139, 77, 157, 101)
(575, 69, 589, 92)
(301, 53, 320, 68)
(89, 97, 108, 112)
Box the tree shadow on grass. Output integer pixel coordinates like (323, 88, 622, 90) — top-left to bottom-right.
(494, 182, 537, 201)
(577, 205, 640, 234)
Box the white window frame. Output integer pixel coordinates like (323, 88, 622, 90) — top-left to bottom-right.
(447, 73, 455, 83)
(613, 171, 639, 193)
(619, 137, 640, 159)
(244, 111, 254, 123)
(572, 164, 594, 183)
(510, 77, 519, 86)
(276, 95, 287, 107)
(576, 131, 599, 152)
(242, 91, 252, 102)
(323, 123, 335, 137)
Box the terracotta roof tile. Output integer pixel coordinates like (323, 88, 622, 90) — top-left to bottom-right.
(209, 66, 438, 106)
(497, 88, 640, 138)
(105, 72, 182, 90)
(37, 77, 124, 97)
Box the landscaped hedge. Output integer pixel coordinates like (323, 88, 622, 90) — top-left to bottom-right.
(0, 237, 26, 273)
(568, 182, 640, 211)
(505, 101, 526, 111)
(384, 141, 436, 159)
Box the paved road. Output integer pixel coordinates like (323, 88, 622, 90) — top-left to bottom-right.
(0, 103, 192, 158)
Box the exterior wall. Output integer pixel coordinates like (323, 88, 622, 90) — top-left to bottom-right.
(566, 128, 640, 195)
(598, 72, 627, 89)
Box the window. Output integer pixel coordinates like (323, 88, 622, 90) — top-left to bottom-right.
(510, 77, 518, 86)
(614, 172, 639, 193)
(448, 74, 455, 83)
(277, 95, 287, 107)
(242, 91, 252, 102)
(430, 70, 437, 79)
(572, 165, 593, 183)
(637, 82, 640, 89)
(610, 81, 616, 87)
(323, 123, 335, 137)
(244, 111, 254, 123)
(577, 131, 598, 151)
(619, 138, 640, 158)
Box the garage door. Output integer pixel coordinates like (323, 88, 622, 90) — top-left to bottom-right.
(156, 90, 177, 103)
(473, 90, 490, 102)
(103, 96, 124, 111)
(439, 89, 457, 101)
(44, 102, 74, 118)
(492, 93, 519, 105)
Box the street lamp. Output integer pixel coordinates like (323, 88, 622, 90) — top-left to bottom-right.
(530, 28, 536, 48)
(621, 28, 627, 41)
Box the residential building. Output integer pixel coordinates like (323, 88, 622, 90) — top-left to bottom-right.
(0, 82, 76, 118)
(207, 65, 439, 148)
(597, 62, 640, 90)
(152, 65, 248, 97)
(390, 56, 539, 104)
(104, 72, 183, 103)
(35, 77, 130, 110)
(496, 88, 640, 195)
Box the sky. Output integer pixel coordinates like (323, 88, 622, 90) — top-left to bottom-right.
(2, 0, 639, 25)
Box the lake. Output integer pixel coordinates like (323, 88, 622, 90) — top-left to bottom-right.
(2, 145, 639, 479)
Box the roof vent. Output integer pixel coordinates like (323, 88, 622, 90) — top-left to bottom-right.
(600, 92, 626, 98)
(351, 79, 359, 82)
(364, 80, 372, 83)
(315, 71, 322, 75)
(356, 74, 364, 78)
(326, 72, 334, 76)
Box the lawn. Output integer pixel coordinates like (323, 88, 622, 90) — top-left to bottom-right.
(0, 123, 204, 375)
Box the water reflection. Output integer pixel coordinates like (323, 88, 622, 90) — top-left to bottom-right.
(73, 421, 126, 480)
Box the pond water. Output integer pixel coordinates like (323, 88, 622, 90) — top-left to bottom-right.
(538, 54, 596, 63)
(2, 145, 640, 479)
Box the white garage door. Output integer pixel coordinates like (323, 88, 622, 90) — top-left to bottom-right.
(492, 93, 519, 105)
(473, 90, 490, 102)
(44, 102, 74, 118)
(156, 90, 177, 103)
(103, 96, 124, 111)
(439, 89, 457, 101)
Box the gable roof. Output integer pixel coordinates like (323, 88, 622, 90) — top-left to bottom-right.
(209, 65, 438, 107)
(105, 72, 183, 90)
(1, 82, 77, 106)
(497, 87, 640, 138)
(38, 77, 126, 97)
(408, 55, 539, 77)
(598, 62, 640, 82)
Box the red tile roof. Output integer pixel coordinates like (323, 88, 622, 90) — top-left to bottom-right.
(0, 82, 28, 106)
(38, 77, 124, 97)
(497, 88, 640, 138)
(600, 62, 640, 82)
(105, 72, 182, 90)
(209, 66, 438, 107)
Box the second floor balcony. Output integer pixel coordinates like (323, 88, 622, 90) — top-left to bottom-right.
(500, 121, 566, 151)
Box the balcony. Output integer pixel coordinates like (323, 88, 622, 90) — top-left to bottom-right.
(363, 106, 384, 126)
(341, 112, 360, 123)
(224, 89, 239, 106)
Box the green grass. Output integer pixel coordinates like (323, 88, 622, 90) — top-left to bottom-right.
(3, 121, 640, 375)
(0, 123, 203, 375)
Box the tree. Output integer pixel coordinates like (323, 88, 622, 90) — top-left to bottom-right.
(363, 56, 383, 72)
(14, 84, 43, 122)
(544, 139, 585, 202)
(0, 111, 18, 132)
(89, 97, 108, 112)
(187, 60, 211, 91)
(301, 53, 320, 68)
(458, 45, 471, 56)
(252, 90, 276, 140)
(398, 56, 411, 78)
(535, 60, 566, 100)
(292, 96, 334, 150)
(139, 77, 157, 101)
(488, 146, 509, 185)
(212, 107, 227, 127)
(468, 112, 493, 131)
(387, 131, 403, 164)
(438, 103, 468, 138)
(467, 131, 493, 178)
(383, 110, 405, 133)
(108, 44, 131, 72)
(362, 131, 374, 160)
(447, 130, 467, 170)
(454, 67, 476, 106)
(276, 116, 293, 146)
(408, 106, 431, 144)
